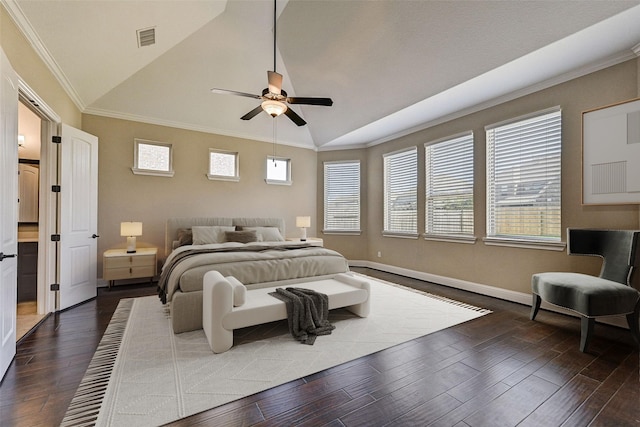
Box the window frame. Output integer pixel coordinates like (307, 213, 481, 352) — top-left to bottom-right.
(207, 148, 239, 182)
(383, 146, 418, 238)
(265, 156, 292, 185)
(323, 160, 361, 235)
(132, 138, 174, 177)
(424, 132, 475, 243)
(484, 107, 565, 251)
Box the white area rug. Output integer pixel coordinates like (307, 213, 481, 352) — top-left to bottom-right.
(63, 274, 490, 427)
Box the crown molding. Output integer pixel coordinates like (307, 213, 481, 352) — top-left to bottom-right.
(82, 107, 319, 151)
(2, 0, 85, 111)
(633, 42, 640, 57)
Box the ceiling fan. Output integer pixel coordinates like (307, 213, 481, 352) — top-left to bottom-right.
(210, 0, 333, 126)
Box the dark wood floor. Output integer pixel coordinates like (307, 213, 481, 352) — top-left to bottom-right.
(1, 268, 638, 426)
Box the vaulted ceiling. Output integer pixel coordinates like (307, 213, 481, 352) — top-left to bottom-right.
(6, 0, 640, 150)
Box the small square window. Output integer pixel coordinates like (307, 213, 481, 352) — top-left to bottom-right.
(265, 156, 291, 185)
(208, 149, 239, 181)
(132, 139, 174, 177)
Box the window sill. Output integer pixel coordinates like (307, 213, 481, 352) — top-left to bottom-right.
(265, 179, 292, 186)
(482, 236, 566, 251)
(322, 230, 362, 236)
(207, 174, 239, 182)
(423, 234, 477, 244)
(382, 232, 419, 239)
(131, 168, 174, 177)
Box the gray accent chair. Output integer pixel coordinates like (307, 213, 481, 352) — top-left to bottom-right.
(531, 229, 640, 352)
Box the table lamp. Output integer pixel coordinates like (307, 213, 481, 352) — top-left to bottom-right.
(296, 216, 311, 241)
(121, 222, 143, 253)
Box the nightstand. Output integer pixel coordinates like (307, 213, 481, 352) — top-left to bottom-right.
(286, 237, 323, 247)
(103, 247, 157, 288)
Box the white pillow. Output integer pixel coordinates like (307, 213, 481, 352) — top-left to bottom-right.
(226, 276, 246, 307)
(192, 226, 235, 244)
(243, 226, 285, 242)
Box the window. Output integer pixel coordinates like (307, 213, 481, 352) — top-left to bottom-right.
(265, 156, 291, 185)
(383, 147, 417, 236)
(208, 149, 239, 181)
(486, 108, 561, 243)
(324, 161, 360, 233)
(425, 133, 474, 238)
(132, 138, 174, 177)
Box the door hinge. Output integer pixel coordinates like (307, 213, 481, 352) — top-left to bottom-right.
(51, 234, 60, 241)
(52, 136, 61, 144)
(50, 283, 60, 291)
(52, 185, 61, 192)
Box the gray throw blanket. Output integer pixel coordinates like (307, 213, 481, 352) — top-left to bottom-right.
(269, 287, 335, 345)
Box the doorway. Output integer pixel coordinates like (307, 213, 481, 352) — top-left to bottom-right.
(16, 100, 45, 340)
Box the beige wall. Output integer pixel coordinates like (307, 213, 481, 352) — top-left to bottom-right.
(1, 5, 81, 127)
(82, 115, 318, 270)
(320, 59, 640, 295)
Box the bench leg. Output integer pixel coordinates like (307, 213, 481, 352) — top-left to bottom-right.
(626, 302, 640, 347)
(580, 316, 595, 353)
(530, 294, 542, 320)
(345, 281, 370, 318)
(203, 272, 234, 353)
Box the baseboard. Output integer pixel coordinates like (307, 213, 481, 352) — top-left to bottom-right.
(348, 260, 629, 330)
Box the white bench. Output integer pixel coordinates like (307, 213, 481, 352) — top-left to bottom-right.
(202, 271, 371, 353)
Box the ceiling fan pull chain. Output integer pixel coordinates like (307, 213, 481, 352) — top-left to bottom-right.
(273, 119, 277, 162)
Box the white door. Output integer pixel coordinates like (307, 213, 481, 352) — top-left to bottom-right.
(0, 48, 18, 380)
(59, 124, 98, 310)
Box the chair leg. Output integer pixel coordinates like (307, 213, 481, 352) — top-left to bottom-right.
(626, 302, 640, 347)
(530, 294, 542, 320)
(580, 316, 595, 353)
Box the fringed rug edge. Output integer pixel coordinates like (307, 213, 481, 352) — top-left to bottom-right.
(60, 298, 135, 427)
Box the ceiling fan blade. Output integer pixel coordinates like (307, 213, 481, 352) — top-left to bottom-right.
(284, 107, 307, 126)
(211, 88, 262, 100)
(286, 97, 333, 106)
(267, 71, 283, 95)
(240, 105, 264, 121)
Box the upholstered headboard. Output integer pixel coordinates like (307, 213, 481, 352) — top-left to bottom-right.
(164, 217, 286, 257)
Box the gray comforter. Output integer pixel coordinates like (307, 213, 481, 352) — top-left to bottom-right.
(158, 241, 349, 303)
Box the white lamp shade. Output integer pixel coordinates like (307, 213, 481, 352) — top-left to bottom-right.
(120, 222, 143, 237)
(296, 216, 311, 228)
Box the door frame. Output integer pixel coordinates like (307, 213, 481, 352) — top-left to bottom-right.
(18, 79, 60, 314)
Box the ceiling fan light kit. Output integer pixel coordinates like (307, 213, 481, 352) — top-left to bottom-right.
(210, 0, 332, 126)
(261, 99, 287, 117)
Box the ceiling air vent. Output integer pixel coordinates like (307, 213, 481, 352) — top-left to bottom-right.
(137, 27, 156, 48)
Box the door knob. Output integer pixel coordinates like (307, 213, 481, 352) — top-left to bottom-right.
(0, 252, 17, 261)
(91, 234, 100, 239)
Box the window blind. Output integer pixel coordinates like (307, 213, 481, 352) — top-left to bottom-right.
(323, 161, 360, 232)
(486, 109, 561, 241)
(425, 133, 474, 235)
(384, 147, 417, 235)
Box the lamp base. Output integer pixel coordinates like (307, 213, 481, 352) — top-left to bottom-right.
(300, 227, 307, 242)
(126, 236, 137, 253)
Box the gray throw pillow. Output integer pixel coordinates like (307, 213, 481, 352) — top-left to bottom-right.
(176, 228, 193, 247)
(225, 230, 258, 243)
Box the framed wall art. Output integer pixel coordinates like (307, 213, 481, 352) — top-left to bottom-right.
(582, 97, 640, 205)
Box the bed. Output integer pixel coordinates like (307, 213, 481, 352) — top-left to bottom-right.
(160, 217, 350, 333)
